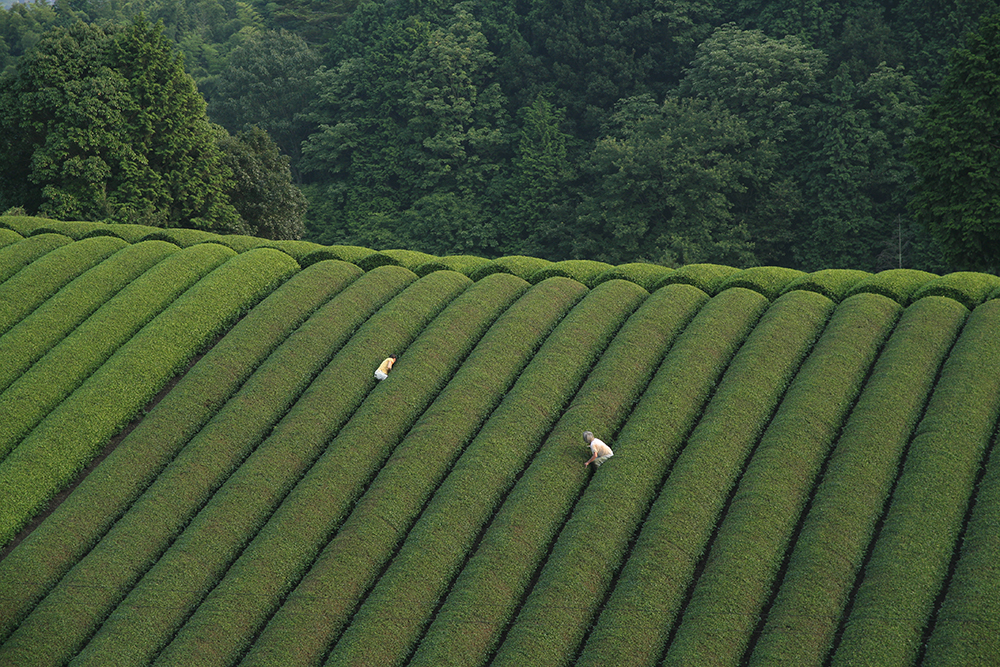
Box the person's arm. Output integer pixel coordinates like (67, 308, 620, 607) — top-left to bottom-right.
(584, 450, 597, 467)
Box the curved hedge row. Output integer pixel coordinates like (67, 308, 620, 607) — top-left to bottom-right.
(0, 232, 72, 282)
(488, 287, 774, 667)
(663, 292, 901, 666)
(320, 280, 650, 667)
(156, 274, 558, 667)
(749, 295, 969, 665)
(0, 243, 234, 465)
(69, 270, 479, 667)
(0, 240, 178, 395)
(0, 260, 365, 647)
(236, 276, 588, 667)
(923, 420, 1000, 664)
(413, 282, 713, 667)
(4, 218, 1000, 310)
(575, 288, 833, 667)
(832, 298, 1000, 666)
(0, 265, 415, 666)
(0, 235, 126, 336)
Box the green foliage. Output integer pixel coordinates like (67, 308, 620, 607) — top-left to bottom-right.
(833, 299, 1000, 666)
(322, 280, 644, 667)
(664, 293, 900, 666)
(784, 268, 872, 302)
(0, 233, 72, 282)
(206, 29, 320, 163)
(574, 96, 761, 267)
(240, 276, 588, 667)
(911, 270, 1000, 309)
(908, 13, 1000, 271)
(750, 295, 967, 666)
(577, 288, 829, 667)
(0, 18, 241, 230)
(68, 270, 474, 667)
(719, 266, 806, 301)
(412, 282, 708, 667)
(0, 246, 297, 549)
(655, 262, 741, 295)
(0, 235, 125, 335)
(847, 267, 938, 304)
(217, 125, 308, 240)
(0, 258, 363, 647)
(924, 413, 1000, 664)
(527, 259, 614, 288)
(0, 243, 232, 464)
(0, 241, 175, 395)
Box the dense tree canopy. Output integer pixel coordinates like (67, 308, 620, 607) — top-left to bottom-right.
(908, 12, 1000, 271)
(0, 18, 242, 231)
(0, 0, 997, 271)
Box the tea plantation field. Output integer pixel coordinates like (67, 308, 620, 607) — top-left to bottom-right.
(2, 216, 1000, 666)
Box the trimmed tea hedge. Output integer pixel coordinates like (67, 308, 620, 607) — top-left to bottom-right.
(749, 295, 969, 665)
(0, 243, 233, 464)
(69, 271, 478, 667)
(0, 240, 178, 395)
(0, 260, 364, 647)
(663, 292, 901, 666)
(237, 276, 589, 667)
(0, 233, 72, 282)
(0, 265, 414, 665)
(576, 289, 833, 667)
(320, 280, 649, 667)
(832, 298, 1000, 667)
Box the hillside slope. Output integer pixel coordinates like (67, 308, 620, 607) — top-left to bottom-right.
(1, 216, 999, 666)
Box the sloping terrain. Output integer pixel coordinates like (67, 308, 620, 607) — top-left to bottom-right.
(1, 216, 999, 667)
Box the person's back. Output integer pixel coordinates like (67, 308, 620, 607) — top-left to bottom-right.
(583, 430, 613, 467)
(374, 354, 397, 381)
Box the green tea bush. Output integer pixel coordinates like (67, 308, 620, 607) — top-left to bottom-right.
(469, 287, 771, 667)
(527, 259, 613, 287)
(70, 271, 477, 667)
(157, 273, 534, 667)
(749, 296, 968, 666)
(0, 247, 294, 547)
(832, 299, 1000, 667)
(592, 262, 674, 291)
(0, 264, 407, 664)
(0, 228, 22, 248)
(82, 223, 163, 243)
(845, 268, 935, 304)
(0, 235, 125, 335)
(140, 227, 220, 247)
(911, 271, 1000, 309)
(719, 266, 806, 301)
(576, 289, 832, 667)
(783, 268, 872, 302)
(320, 280, 647, 667)
(0, 233, 71, 282)
(490, 254, 552, 279)
(923, 430, 1000, 665)
(653, 263, 740, 295)
(664, 293, 900, 667)
(239, 276, 587, 667)
(0, 243, 234, 464)
(382, 248, 438, 269)
(0, 260, 361, 648)
(0, 241, 178, 395)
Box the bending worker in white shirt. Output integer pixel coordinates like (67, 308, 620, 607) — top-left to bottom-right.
(583, 431, 613, 467)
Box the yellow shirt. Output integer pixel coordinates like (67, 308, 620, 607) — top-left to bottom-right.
(377, 357, 395, 375)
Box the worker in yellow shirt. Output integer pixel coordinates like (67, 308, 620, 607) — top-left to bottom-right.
(374, 354, 397, 381)
(583, 431, 613, 467)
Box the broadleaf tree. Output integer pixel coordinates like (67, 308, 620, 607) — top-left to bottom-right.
(0, 17, 243, 231)
(908, 12, 1000, 271)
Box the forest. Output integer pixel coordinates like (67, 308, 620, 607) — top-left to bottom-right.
(0, 0, 998, 272)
